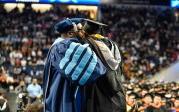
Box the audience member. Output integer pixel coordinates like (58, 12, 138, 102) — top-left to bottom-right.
(27, 79, 42, 103)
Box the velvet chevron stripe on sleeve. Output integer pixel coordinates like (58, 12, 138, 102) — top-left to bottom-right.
(59, 42, 98, 85)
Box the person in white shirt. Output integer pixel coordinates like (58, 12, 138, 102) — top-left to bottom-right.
(27, 78, 42, 103)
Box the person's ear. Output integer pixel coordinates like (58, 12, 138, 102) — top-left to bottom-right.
(68, 32, 72, 35)
(67, 32, 75, 37)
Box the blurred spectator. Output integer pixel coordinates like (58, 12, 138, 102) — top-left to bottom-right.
(138, 93, 153, 111)
(126, 93, 138, 112)
(27, 79, 42, 103)
(174, 97, 179, 112)
(0, 92, 10, 112)
(15, 80, 26, 93)
(150, 94, 168, 112)
(0, 67, 7, 87)
(24, 103, 43, 112)
(0, 67, 14, 89)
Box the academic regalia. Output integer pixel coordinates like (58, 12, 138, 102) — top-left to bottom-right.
(43, 37, 107, 112)
(82, 19, 126, 112)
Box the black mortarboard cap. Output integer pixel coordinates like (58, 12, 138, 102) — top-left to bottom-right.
(154, 93, 163, 98)
(83, 19, 107, 34)
(143, 93, 153, 98)
(128, 92, 140, 99)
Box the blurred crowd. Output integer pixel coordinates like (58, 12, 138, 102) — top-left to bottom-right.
(100, 5, 179, 80)
(125, 81, 179, 112)
(0, 4, 91, 37)
(0, 4, 179, 112)
(0, 4, 91, 87)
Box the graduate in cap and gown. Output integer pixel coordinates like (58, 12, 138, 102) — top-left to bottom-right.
(79, 19, 126, 112)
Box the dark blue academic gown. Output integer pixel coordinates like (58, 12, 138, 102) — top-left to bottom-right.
(43, 38, 106, 112)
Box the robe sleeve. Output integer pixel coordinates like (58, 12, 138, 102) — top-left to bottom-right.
(50, 39, 106, 85)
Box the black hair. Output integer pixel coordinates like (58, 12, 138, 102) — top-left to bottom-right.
(143, 93, 153, 98)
